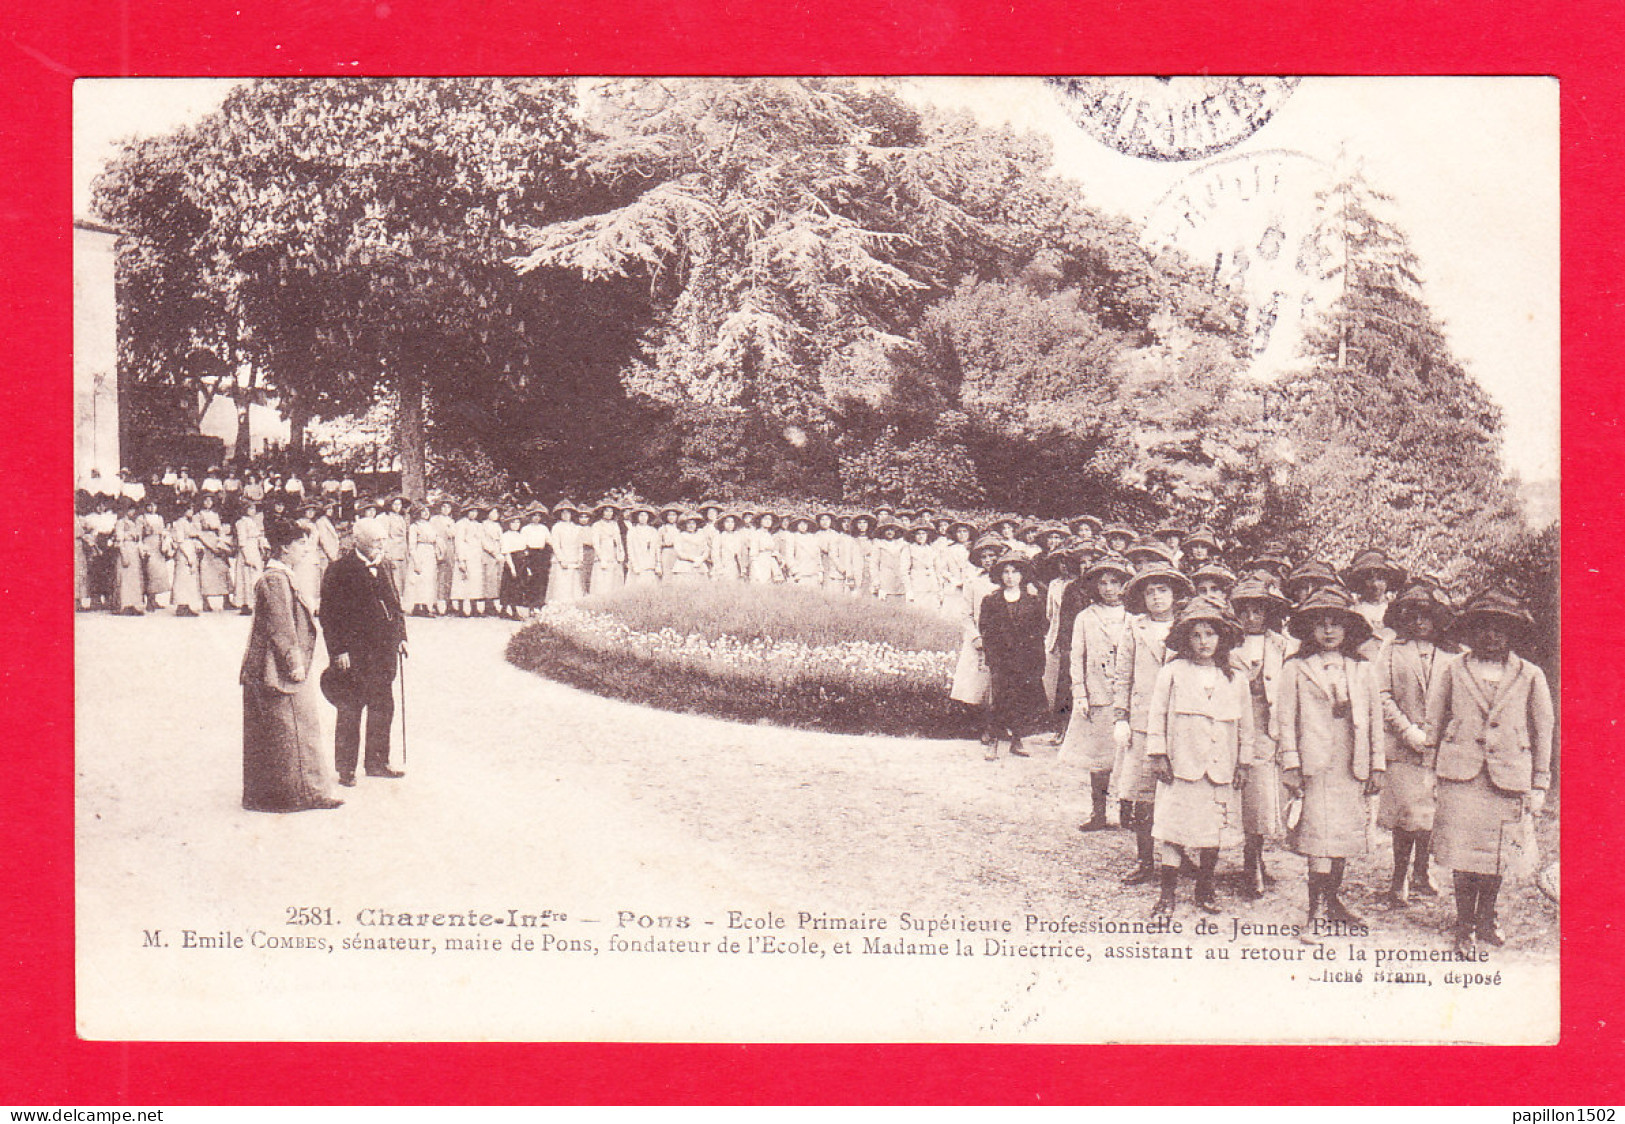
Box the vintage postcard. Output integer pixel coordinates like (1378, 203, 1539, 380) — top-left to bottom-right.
(73, 75, 1559, 1043)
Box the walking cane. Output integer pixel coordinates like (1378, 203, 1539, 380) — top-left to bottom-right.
(398, 646, 408, 767)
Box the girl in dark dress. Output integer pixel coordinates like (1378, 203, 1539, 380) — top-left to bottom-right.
(978, 554, 1049, 761)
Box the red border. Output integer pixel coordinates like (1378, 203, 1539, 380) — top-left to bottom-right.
(4, 0, 1620, 1105)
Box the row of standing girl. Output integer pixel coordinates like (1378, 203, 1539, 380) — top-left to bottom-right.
(974, 541, 1554, 956)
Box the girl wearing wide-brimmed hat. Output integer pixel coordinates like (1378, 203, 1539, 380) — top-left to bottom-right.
(1060, 553, 1134, 830)
(520, 505, 552, 609)
(872, 519, 908, 602)
(450, 504, 486, 614)
(477, 506, 504, 616)
(948, 535, 1006, 724)
(847, 513, 879, 597)
(1144, 595, 1254, 917)
(498, 511, 528, 619)
(1374, 582, 1455, 908)
(625, 505, 662, 588)
(589, 502, 627, 595)
(1179, 525, 1222, 572)
(978, 553, 1049, 760)
(656, 504, 684, 581)
(1190, 561, 1238, 602)
(381, 496, 411, 607)
(546, 501, 587, 604)
(1243, 547, 1293, 583)
(1282, 559, 1344, 606)
(1424, 589, 1554, 956)
(1229, 574, 1294, 898)
(1112, 563, 1195, 882)
(1278, 585, 1385, 937)
(904, 523, 942, 614)
(713, 511, 749, 581)
(669, 510, 713, 582)
(747, 511, 787, 584)
(785, 514, 823, 588)
(1101, 523, 1136, 556)
(404, 501, 441, 618)
(1343, 549, 1408, 644)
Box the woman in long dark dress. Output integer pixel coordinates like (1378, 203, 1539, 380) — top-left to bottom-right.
(978, 553, 1049, 760)
(239, 515, 343, 813)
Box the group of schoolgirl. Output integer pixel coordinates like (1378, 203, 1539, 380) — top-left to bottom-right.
(426, 499, 1012, 621)
(1045, 534, 1553, 955)
(75, 486, 345, 617)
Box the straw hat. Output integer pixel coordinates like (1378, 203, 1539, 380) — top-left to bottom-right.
(1343, 549, 1408, 589)
(1102, 522, 1137, 542)
(1229, 575, 1292, 620)
(1282, 560, 1345, 604)
(1383, 581, 1456, 632)
(969, 534, 1006, 561)
(1084, 553, 1134, 582)
(1286, 585, 1373, 648)
(1165, 594, 1243, 654)
(1068, 514, 1104, 533)
(1181, 525, 1222, 552)
(678, 510, 707, 530)
(1188, 561, 1239, 591)
(1447, 588, 1535, 645)
(989, 552, 1035, 580)
(1123, 564, 1194, 615)
(1126, 538, 1178, 567)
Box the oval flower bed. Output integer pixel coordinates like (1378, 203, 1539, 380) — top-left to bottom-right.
(506, 583, 964, 737)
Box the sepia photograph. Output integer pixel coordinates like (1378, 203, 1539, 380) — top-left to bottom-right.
(72, 75, 1559, 1044)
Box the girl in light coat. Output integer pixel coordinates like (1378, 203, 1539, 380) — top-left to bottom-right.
(589, 504, 626, 595)
(1060, 554, 1132, 832)
(451, 505, 486, 614)
(747, 512, 787, 583)
(1112, 564, 1194, 884)
(1375, 583, 1454, 907)
(904, 525, 941, 612)
(1424, 590, 1554, 957)
(713, 513, 749, 581)
(547, 503, 588, 604)
(625, 506, 662, 587)
(1145, 595, 1255, 917)
(1278, 585, 1386, 937)
(480, 507, 505, 616)
(1228, 575, 1294, 898)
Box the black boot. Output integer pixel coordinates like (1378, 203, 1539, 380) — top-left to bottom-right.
(1150, 864, 1178, 918)
(1475, 875, 1505, 946)
(1385, 831, 1414, 908)
(1121, 808, 1157, 885)
(1079, 773, 1111, 832)
(1118, 799, 1135, 831)
(1453, 871, 1479, 957)
(1323, 858, 1364, 926)
(1241, 835, 1265, 900)
(1411, 832, 1438, 896)
(1194, 847, 1221, 913)
(1301, 873, 1327, 943)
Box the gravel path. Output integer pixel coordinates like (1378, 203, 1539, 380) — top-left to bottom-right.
(75, 610, 1559, 1042)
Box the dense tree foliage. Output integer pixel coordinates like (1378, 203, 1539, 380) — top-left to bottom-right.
(95, 78, 1532, 584)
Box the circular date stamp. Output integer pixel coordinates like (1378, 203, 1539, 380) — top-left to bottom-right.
(1142, 148, 1341, 375)
(1048, 76, 1300, 162)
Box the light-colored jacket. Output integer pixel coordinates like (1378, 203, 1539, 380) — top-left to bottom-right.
(1070, 602, 1129, 710)
(1276, 653, 1384, 781)
(1145, 659, 1256, 784)
(1112, 614, 1175, 732)
(1376, 638, 1444, 761)
(1424, 652, 1554, 793)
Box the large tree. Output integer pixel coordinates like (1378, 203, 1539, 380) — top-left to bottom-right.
(1264, 167, 1525, 581)
(95, 77, 586, 497)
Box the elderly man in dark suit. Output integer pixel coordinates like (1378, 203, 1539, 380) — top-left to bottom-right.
(319, 518, 409, 786)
